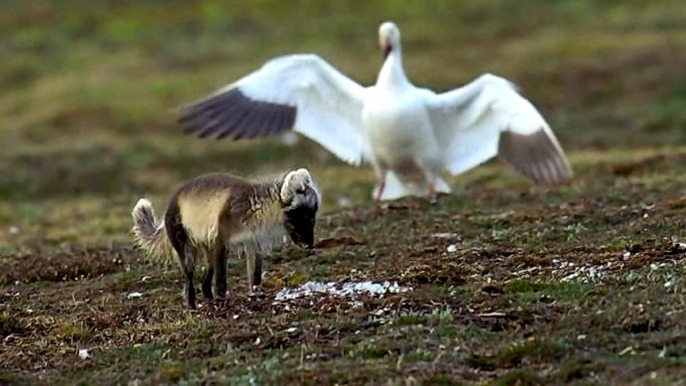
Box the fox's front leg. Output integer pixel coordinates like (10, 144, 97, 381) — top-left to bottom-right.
(246, 251, 263, 293)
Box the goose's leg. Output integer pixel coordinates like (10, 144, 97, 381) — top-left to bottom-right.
(372, 160, 388, 202)
(375, 180, 386, 201)
(421, 162, 441, 201)
(427, 178, 439, 204)
(426, 173, 437, 198)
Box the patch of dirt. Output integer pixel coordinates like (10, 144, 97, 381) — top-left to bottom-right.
(606, 153, 686, 178)
(315, 236, 366, 249)
(0, 244, 139, 285)
(0, 312, 25, 337)
(3, 167, 686, 383)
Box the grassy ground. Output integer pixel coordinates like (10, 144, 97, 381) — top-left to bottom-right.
(2, 0, 686, 384)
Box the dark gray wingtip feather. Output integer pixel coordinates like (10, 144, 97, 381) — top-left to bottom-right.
(497, 129, 572, 185)
(177, 88, 297, 141)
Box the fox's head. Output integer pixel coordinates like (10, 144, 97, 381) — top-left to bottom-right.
(280, 168, 320, 248)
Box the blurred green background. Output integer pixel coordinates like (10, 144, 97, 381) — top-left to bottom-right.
(1, 0, 685, 248)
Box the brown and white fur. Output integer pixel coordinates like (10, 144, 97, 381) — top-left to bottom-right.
(130, 168, 320, 308)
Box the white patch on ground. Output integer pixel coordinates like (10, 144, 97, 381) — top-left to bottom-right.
(78, 348, 90, 359)
(548, 239, 686, 284)
(127, 292, 143, 299)
(274, 280, 411, 302)
(552, 258, 608, 283)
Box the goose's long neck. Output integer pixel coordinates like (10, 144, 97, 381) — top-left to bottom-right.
(376, 49, 408, 90)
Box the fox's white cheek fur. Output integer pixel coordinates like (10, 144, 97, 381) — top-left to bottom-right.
(295, 168, 312, 183)
(280, 169, 317, 206)
(280, 171, 296, 203)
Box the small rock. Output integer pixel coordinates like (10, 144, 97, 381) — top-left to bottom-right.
(588, 267, 601, 279)
(433, 233, 458, 239)
(9, 226, 19, 235)
(446, 244, 457, 253)
(618, 346, 634, 356)
(78, 348, 90, 360)
(350, 301, 363, 308)
(127, 292, 143, 299)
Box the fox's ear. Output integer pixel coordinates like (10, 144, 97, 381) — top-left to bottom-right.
(295, 168, 312, 184)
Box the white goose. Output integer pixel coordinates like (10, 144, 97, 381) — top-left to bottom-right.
(178, 21, 572, 201)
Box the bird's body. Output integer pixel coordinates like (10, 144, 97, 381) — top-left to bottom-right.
(363, 85, 446, 198)
(179, 22, 572, 201)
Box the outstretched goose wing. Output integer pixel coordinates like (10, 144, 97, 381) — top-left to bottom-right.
(178, 54, 369, 165)
(426, 74, 572, 183)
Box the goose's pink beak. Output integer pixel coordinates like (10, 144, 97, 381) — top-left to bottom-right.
(380, 38, 392, 59)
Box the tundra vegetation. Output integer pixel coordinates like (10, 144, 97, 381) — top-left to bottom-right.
(1, 1, 686, 384)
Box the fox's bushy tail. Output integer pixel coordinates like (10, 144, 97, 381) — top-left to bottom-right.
(131, 198, 174, 265)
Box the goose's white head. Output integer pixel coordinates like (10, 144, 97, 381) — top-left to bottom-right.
(378, 21, 401, 60)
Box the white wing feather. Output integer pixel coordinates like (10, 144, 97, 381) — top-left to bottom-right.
(182, 54, 370, 165)
(427, 74, 571, 181)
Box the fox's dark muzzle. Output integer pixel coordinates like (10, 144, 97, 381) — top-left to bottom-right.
(284, 205, 316, 248)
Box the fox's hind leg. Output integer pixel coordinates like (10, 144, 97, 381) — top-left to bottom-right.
(199, 247, 214, 300)
(213, 243, 228, 298)
(169, 227, 196, 308)
(165, 200, 197, 309)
